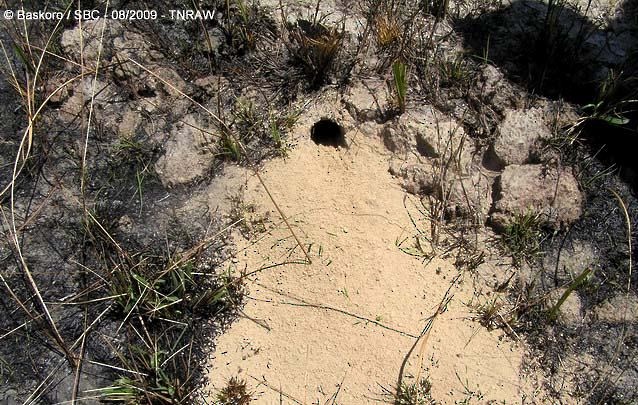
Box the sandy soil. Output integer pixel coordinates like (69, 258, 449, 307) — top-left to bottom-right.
(204, 102, 543, 404)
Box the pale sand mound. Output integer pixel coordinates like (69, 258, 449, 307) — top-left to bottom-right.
(205, 118, 542, 403)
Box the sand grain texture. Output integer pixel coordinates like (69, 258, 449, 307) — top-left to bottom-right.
(206, 121, 540, 404)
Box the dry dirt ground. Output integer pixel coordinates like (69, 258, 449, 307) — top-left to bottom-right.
(203, 97, 548, 403)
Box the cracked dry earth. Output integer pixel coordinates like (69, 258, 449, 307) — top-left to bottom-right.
(203, 102, 550, 404)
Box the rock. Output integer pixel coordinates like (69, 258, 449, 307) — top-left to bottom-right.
(446, 171, 494, 221)
(195, 75, 231, 96)
(542, 241, 598, 283)
(390, 161, 436, 194)
(112, 30, 163, 73)
(358, 121, 382, 139)
(380, 123, 413, 154)
(478, 65, 522, 112)
(490, 164, 584, 231)
(45, 77, 71, 106)
(381, 108, 474, 171)
(114, 106, 143, 138)
(492, 108, 551, 167)
(199, 28, 225, 54)
(154, 114, 216, 187)
(58, 77, 121, 123)
(342, 79, 389, 122)
(592, 293, 638, 324)
(61, 20, 191, 99)
(384, 108, 478, 200)
(405, 108, 473, 171)
(412, 119, 473, 173)
(1, 388, 19, 405)
(60, 19, 118, 66)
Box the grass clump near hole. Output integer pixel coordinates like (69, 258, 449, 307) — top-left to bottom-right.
(220, 99, 298, 161)
(502, 211, 546, 264)
(286, 17, 345, 90)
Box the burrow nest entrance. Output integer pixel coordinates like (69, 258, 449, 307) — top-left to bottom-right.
(311, 119, 346, 147)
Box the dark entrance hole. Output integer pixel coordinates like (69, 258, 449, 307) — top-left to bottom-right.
(311, 119, 346, 147)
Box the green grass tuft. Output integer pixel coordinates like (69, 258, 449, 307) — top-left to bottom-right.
(502, 211, 545, 264)
(392, 60, 408, 114)
(395, 378, 436, 405)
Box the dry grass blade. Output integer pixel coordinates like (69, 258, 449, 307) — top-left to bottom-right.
(71, 310, 89, 405)
(23, 304, 113, 404)
(80, 4, 109, 201)
(0, 13, 101, 371)
(396, 274, 461, 397)
(0, 69, 86, 199)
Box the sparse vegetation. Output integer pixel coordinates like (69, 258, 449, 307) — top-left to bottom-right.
(228, 192, 267, 237)
(216, 377, 253, 404)
(547, 267, 592, 322)
(392, 60, 408, 114)
(395, 378, 436, 405)
(472, 296, 505, 330)
(286, 17, 345, 89)
(501, 211, 546, 264)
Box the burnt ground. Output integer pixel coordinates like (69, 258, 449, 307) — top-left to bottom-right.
(455, 2, 638, 400)
(0, 0, 637, 403)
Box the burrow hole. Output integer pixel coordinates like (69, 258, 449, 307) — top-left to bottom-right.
(311, 119, 346, 147)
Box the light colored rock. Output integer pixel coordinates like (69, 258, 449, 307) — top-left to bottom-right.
(592, 293, 638, 324)
(116, 107, 142, 138)
(542, 241, 598, 282)
(384, 109, 478, 201)
(447, 171, 494, 221)
(493, 108, 551, 166)
(381, 108, 474, 172)
(390, 161, 436, 194)
(405, 108, 473, 172)
(198, 28, 224, 54)
(154, 114, 216, 187)
(58, 77, 121, 123)
(491, 164, 584, 230)
(195, 75, 231, 96)
(61, 19, 190, 99)
(380, 123, 413, 154)
(343, 79, 389, 122)
(112, 30, 163, 74)
(479, 65, 522, 112)
(60, 19, 118, 65)
(358, 121, 382, 139)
